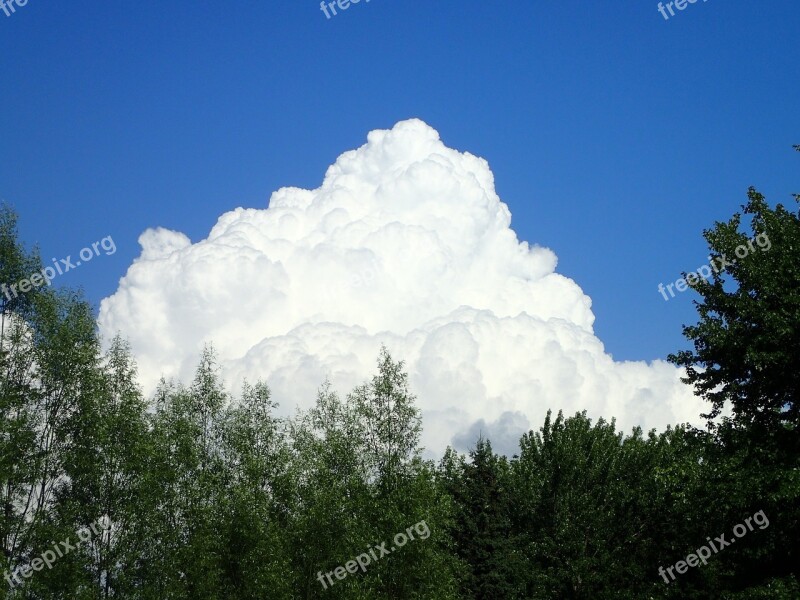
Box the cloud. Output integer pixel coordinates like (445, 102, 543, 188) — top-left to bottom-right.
(452, 411, 531, 458)
(98, 118, 705, 457)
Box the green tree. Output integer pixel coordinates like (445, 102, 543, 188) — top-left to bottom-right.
(289, 381, 372, 599)
(348, 348, 457, 599)
(0, 205, 106, 599)
(508, 411, 710, 600)
(217, 380, 294, 599)
(445, 438, 522, 599)
(669, 173, 800, 437)
(139, 347, 230, 599)
(37, 336, 151, 599)
(669, 155, 800, 596)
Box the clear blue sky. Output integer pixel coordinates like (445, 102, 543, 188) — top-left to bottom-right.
(1, 0, 798, 362)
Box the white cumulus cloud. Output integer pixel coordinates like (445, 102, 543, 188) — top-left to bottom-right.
(98, 118, 705, 456)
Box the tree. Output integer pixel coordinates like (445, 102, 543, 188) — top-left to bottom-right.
(508, 411, 710, 599)
(0, 205, 106, 599)
(444, 438, 522, 599)
(289, 381, 371, 598)
(349, 346, 422, 496)
(218, 380, 294, 599)
(139, 347, 230, 599)
(290, 351, 460, 599)
(42, 336, 150, 599)
(669, 152, 800, 596)
(669, 159, 800, 437)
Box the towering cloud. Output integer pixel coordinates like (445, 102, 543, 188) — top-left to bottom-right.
(98, 119, 704, 455)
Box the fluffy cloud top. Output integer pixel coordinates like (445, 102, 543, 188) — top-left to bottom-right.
(98, 119, 704, 456)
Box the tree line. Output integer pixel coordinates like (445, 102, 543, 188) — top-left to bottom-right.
(1, 166, 798, 598)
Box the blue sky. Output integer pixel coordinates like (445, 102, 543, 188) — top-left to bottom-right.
(1, 0, 798, 363)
